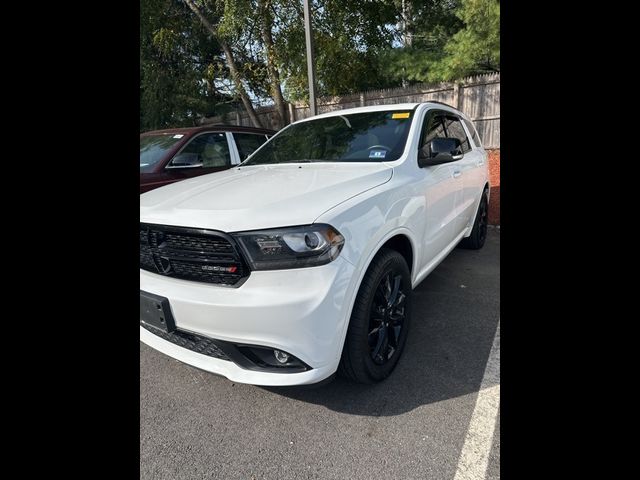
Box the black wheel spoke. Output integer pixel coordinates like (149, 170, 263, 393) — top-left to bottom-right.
(371, 325, 388, 362)
(390, 325, 401, 346)
(392, 291, 405, 309)
(387, 275, 402, 308)
(368, 325, 381, 345)
(367, 267, 408, 365)
(383, 275, 392, 303)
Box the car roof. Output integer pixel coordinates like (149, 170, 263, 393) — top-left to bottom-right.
(293, 101, 466, 124)
(140, 124, 276, 136)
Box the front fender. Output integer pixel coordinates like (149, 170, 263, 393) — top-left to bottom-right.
(314, 184, 423, 364)
(314, 181, 423, 290)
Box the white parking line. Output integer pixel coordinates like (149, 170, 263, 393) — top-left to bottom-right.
(454, 320, 500, 480)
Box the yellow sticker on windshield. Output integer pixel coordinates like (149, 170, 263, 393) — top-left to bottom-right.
(392, 112, 411, 119)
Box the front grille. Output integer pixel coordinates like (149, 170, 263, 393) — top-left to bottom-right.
(140, 223, 249, 286)
(141, 323, 230, 361)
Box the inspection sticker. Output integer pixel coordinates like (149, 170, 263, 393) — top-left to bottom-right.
(172, 134, 184, 138)
(392, 112, 411, 119)
(369, 149, 387, 159)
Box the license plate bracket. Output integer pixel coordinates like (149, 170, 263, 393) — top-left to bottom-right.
(140, 290, 176, 333)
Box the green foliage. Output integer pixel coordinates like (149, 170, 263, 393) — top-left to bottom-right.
(139, 0, 500, 129)
(432, 0, 500, 80)
(276, 0, 399, 101)
(215, 0, 273, 102)
(381, 0, 499, 84)
(140, 0, 234, 131)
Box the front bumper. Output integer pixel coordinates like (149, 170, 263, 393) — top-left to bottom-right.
(139, 256, 356, 386)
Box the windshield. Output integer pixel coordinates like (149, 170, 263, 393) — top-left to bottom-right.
(243, 110, 415, 165)
(140, 134, 185, 172)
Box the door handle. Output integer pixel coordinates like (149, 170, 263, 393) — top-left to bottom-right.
(453, 170, 462, 178)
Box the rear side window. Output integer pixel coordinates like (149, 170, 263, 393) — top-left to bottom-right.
(443, 116, 472, 153)
(234, 133, 269, 161)
(462, 118, 481, 147)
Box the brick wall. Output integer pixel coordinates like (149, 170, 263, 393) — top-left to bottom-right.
(487, 149, 500, 225)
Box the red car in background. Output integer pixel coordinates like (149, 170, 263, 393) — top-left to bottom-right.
(140, 125, 275, 193)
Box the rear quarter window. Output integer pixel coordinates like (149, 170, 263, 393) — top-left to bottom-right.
(462, 118, 482, 148)
(443, 116, 472, 153)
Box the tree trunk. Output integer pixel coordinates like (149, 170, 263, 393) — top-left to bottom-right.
(218, 39, 264, 128)
(182, 0, 263, 128)
(258, 0, 288, 128)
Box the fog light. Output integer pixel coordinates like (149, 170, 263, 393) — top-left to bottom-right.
(236, 345, 309, 371)
(274, 350, 290, 364)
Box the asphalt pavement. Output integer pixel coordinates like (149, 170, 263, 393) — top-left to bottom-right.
(140, 228, 500, 480)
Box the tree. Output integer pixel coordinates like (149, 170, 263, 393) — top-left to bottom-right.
(216, 0, 288, 129)
(380, 0, 499, 83)
(274, 0, 398, 101)
(257, 0, 288, 128)
(182, 0, 264, 128)
(379, 0, 463, 85)
(140, 0, 230, 130)
(140, 0, 500, 130)
(430, 0, 499, 80)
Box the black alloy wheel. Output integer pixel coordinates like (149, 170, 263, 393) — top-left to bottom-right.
(369, 272, 407, 365)
(460, 190, 489, 250)
(339, 248, 412, 383)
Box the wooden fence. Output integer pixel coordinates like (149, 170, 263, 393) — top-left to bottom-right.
(201, 72, 500, 148)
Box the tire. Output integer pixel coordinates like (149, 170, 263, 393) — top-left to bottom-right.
(459, 190, 489, 250)
(339, 248, 412, 384)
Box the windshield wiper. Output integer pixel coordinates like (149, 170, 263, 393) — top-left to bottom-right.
(246, 158, 316, 166)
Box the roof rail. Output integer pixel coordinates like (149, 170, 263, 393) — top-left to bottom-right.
(424, 100, 457, 109)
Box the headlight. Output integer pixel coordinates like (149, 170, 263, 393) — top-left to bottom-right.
(232, 224, 345, 270)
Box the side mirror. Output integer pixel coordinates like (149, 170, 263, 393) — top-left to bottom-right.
(418, 137, 463, 168)
(167, 152, 203, 169)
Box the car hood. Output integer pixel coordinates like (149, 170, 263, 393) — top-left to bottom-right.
(140, 163, 393, 232)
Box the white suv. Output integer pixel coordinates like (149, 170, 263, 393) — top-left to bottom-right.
(140, 102, 489, 386)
